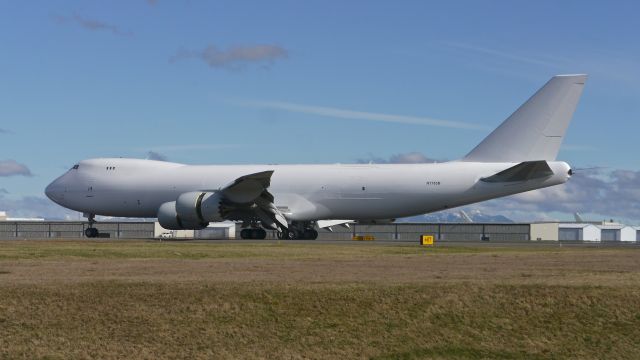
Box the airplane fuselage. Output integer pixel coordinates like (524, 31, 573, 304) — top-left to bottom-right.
(46, 158, 571, 221)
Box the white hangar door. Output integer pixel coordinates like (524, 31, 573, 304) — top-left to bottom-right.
(559, 228, 580, 241)
(601, 229, 619, 241)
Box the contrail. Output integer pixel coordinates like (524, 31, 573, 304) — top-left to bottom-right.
(234, 99, 487, 130)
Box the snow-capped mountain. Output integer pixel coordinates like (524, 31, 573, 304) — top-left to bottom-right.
(397, 209, 513, 223)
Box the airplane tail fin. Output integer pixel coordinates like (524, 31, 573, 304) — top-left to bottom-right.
(463, 74, 587, 162)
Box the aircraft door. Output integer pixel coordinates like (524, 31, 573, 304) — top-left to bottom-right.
(86, 179, 95, 198)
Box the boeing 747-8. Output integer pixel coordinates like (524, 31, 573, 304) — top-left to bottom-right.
(45, 74, 587, 239)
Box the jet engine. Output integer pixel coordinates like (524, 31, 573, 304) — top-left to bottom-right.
(175, 191, 225, 224)
(157, 201, 208, 230)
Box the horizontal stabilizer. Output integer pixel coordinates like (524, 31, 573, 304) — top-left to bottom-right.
(481, 161, 553, 183)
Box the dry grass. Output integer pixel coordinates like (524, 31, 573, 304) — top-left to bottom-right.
(1, 240, 639, 359)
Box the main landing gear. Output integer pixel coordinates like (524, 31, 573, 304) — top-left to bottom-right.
(276, 227, 318, 240)
(240, 228, 267, 240)
(238, 222, 319, 240)
(84, 213, 99, 238)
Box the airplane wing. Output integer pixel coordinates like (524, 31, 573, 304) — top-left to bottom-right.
(481, 161, 554, 183)
(205, 171, 289, 230)
(220, 171, 274, 203)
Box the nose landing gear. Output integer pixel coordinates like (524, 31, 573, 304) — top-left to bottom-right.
(84, 213, 99, 238)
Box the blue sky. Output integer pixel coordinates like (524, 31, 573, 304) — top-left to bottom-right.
(1, 1, 639, 222)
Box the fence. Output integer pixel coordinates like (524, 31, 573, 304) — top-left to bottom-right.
(256, 223, 531, 242)
(0, 222, 155, 239)
(1, 221, 531, 242)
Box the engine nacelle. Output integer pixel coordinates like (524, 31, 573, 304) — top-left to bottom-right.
(175, 191, 224, 224)
(157, 201, 207, 230)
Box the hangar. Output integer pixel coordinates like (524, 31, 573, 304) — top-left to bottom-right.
(598, 224, 636, 242)
(558, 223, 600, 242)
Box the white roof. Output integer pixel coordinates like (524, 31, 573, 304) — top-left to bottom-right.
(598, 224, 632, 230)
(6, 218, 45, 221)
(559, 223, 597, 229)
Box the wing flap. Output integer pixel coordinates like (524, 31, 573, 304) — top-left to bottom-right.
(317, 219, 353, 229)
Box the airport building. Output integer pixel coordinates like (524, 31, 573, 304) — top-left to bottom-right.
(558, 223, 600, 242)
(0, 218, 639, 242)
(598, 224, 636, 242)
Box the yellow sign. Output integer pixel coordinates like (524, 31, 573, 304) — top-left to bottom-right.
(352, 235, 375, 241)
(420, 235, 434, 246)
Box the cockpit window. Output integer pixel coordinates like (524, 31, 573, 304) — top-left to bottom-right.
(72, 164, 79, 170)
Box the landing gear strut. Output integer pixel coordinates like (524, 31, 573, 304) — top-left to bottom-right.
(240, 228, 267, 240)
(277, 224, 318, 240)
(84, 213, 99, 238)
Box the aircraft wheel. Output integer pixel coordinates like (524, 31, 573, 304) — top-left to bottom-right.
(252, 229, 267, 240)
(302, 229, 317, 240)
(286, 229, 299, 240)
(240, 229, 251, 239)
(85, 228, 98, 238)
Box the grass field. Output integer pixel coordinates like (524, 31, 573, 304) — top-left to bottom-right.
(1, 240, 639, 359)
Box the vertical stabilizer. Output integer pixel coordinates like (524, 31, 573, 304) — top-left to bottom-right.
(463, 74, 587, 162)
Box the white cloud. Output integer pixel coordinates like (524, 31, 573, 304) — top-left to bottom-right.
(171, 44, 287, 70)
(55, 14, 132, 36)
(235, 99, 486, 130)
(0, 193, 81, 220)
(146, 151, 168, 161)
(465, 168, 640, 223)
(0, 160, 32, 177)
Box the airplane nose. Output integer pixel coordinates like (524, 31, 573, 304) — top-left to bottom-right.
(45, 180, 62, 202)
(45, 182, 55, 201)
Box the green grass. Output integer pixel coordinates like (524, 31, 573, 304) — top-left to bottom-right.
(0, 239, 584, 260)
(0, 240, 639, 359)
(1, 282, 639, 359)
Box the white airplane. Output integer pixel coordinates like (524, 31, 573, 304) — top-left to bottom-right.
(46, 74, 587, 239)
